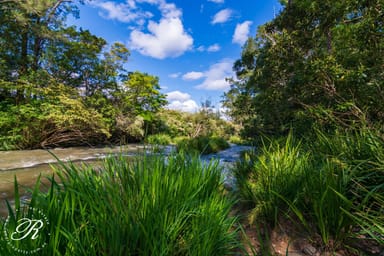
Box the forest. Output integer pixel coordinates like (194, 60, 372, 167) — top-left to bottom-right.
(0, 0, 383, 255)
(0, 0, 234, 150)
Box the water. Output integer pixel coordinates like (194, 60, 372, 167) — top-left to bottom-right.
(0, 144, 253, 217)
(0, 144, 145, 217)
(200, 144, 254, 190)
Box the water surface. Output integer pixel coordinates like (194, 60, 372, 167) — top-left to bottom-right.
(0, 144, 145, 217)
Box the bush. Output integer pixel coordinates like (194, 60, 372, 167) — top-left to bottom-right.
(145, 134, 172, 145)
(177, 136, 230, 155)
(172, 135, 189, 145)
(0, 153, 241, 255)
(228, 135, 248, 145)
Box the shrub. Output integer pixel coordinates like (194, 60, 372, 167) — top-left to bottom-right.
(145, 134, 172, 145)
(177, 136, 230, 155)
(228, 135, 248, 145)
(172, 135, 189, 145)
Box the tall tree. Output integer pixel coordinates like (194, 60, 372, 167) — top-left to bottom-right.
(223, 0, 384, 136)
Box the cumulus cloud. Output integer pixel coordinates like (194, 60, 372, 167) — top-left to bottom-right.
(166, 90, 191, 101)
(90, 0, 193, 59)
(211, 9, 233, 24)
(92, 1, 153, 23)
(182, 71, 204, 80)
(232, 21, 253, 45)
(195, 59, 234, 90)
(129, 17, 193, 59)
(166, 90, 198, 112)
(167, 100, 199, 112)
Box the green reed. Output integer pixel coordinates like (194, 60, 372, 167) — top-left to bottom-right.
(1, 153, 241, 255)
(235, 128, 384, 252)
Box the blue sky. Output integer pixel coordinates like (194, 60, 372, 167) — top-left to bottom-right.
(68, 0, 281, 112)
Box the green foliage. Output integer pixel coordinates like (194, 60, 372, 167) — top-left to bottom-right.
(223, 0, 384, 136)
(145, 134, 172, 145)
(0, 1, 167, 149)
(228, 135, 248, 145)
(0, 83, 110, 149)
(235, 133, 309, 225)
(118, 71, 167, 121)
(150, 109, 236, 140)
(177, 136, 230, 155)
(0, 153, 242, 255)
(234, 129, 384, 251)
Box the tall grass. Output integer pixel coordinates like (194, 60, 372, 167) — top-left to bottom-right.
(234, 133, 309, 225)
(1, 153, 241, 255)
(235, 128, 384, 252)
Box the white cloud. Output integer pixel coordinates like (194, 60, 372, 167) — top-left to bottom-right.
(166, 90, 191, 101)
(166, 90, 198, 112)
(211, 9, 233, 24)
(195, 59, 234, 90)
(208, 0, 224, 3)
(182, 71, 204, 80)
(167, 100, 199, 112)
(207, 43, 220, 52)
(129, 17, 193, 59)
(90, 0, 193, 59)
(196, 46, 205, 52)
(195, 44, 220, 52)
(93, 1, 153, 23)
(232, 21, 253, 45)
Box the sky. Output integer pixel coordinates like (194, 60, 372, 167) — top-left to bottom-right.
(68, 0, 282, 113)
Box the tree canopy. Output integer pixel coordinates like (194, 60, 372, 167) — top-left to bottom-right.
(223, 0, 383, 137)
(0, 0, 167, 149)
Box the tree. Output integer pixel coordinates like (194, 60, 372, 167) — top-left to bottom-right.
(118, 71, 167, 120)
(223, 0, 384, 136)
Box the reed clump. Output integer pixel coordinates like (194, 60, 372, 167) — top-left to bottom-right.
(234, 128, 384, 254)
(1, 153, 241, 255)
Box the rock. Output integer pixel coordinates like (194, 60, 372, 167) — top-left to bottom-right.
(302, 245, 317, 256)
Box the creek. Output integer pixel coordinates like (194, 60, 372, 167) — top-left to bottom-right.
(0, 144, 252, 217)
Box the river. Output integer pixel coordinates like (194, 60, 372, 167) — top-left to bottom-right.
(0, 144, 146, 217)
(0, 144, 252, 217)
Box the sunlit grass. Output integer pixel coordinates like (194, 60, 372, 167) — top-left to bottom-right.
(234, 128, 384, 253)
(1, 153, 242, 255)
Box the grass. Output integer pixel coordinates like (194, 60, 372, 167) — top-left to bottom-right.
(2, 128, 382, 255)
(234, 128, 384, 254)
(1, 153, 242, 255)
